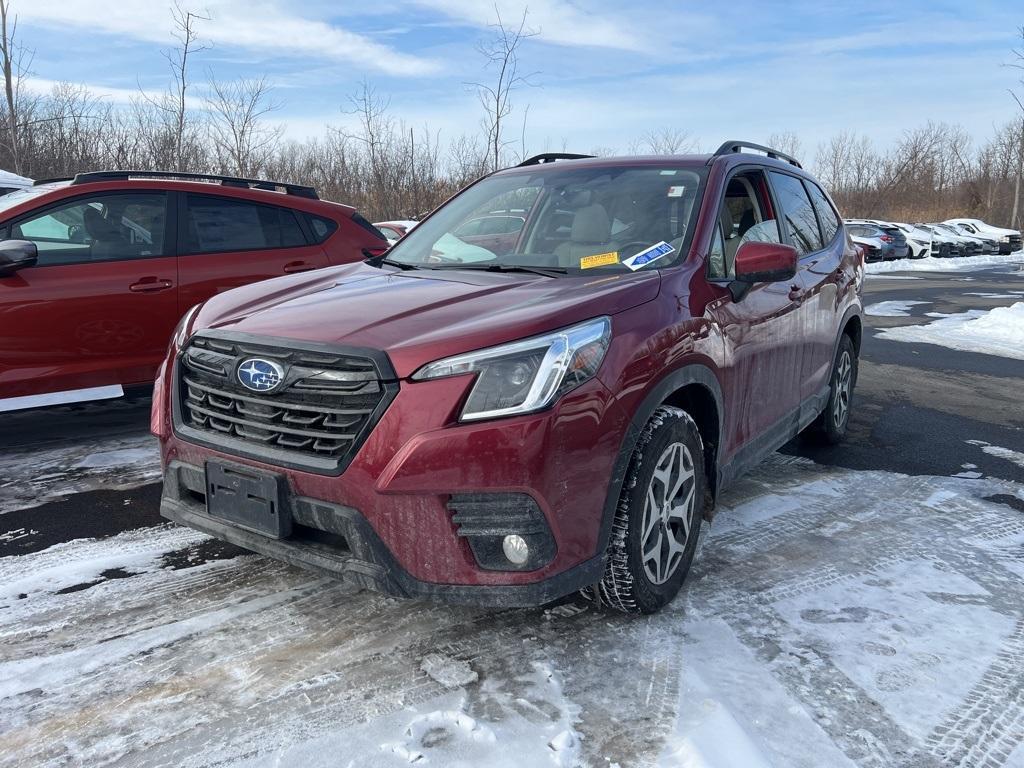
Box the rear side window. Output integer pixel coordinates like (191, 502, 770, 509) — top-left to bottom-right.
(308, 214, 338, 243)
(350, 212, 387, 241)
(769, 172, 822, 256)
(805, 181, 840, 244)
(185, 194, 306, 254)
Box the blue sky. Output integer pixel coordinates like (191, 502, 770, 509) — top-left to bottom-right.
(12, 0, 1024, 159)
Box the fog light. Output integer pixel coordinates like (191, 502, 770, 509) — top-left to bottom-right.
(502, 534, 529, 565)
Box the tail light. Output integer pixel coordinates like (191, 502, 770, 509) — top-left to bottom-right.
(880, 234, 893, 242)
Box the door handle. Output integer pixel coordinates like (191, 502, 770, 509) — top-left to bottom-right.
(283, 261, 315, 274)
(788, 284, 804, 305)
(129, 278, 174, 293)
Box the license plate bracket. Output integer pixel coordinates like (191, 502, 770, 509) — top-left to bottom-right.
(205, 461, 290, 538)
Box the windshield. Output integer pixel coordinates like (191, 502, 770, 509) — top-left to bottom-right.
(384, 164, 705, 274)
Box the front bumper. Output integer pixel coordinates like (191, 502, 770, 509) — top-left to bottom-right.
(160, 461, 604, 606)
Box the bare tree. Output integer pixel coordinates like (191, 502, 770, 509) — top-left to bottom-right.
(1007, 25, 1024, 229)
(206, 76, 282, 176)
(142, 2, 208, 171)
(468, 7, 538, 172)
(630, 128, 698, 155)
(0, 0, 34, 173)
(767, 131, 802, 161)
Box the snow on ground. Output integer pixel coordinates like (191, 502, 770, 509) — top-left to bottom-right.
(2, 455, 1023, 767)
(864, 250, 1024, 273)
(864, 300, 929, 317)
(876, 301, 1024, 361)
(967, 440, 1024, 471)
(0, 433, 160, 513)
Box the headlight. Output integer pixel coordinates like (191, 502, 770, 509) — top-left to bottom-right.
(413, 317, 611, 421)
(172, 303, 202, 350)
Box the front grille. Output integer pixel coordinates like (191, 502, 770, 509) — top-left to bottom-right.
(175, 333, 397, 474)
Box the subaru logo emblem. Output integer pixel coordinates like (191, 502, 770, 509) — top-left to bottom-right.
(237, 358, 285, 392)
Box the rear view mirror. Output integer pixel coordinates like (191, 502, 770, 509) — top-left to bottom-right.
(0, 239, 38, 277)
(733, 241, 798, 284)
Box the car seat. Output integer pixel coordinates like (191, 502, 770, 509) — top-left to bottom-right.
(553, 204, 613, 267)
(83, 207, 134, 260)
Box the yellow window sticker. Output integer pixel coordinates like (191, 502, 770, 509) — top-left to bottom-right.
(580, 251, 619, 269)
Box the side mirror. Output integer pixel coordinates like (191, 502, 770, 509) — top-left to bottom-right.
(733, 241, 798, 284)
(0, 239, 38, 277)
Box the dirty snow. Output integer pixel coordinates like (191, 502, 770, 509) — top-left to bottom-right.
(2, 455, 1023, 767)
(864, 300, 929, 317)
(876, 301, 1024, 360)
(864, 250, 1024, 273)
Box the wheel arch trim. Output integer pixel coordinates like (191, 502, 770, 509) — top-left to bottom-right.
(595, 363, 724, 558)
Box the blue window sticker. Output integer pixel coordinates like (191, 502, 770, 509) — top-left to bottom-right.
(622, 240, 675, 271)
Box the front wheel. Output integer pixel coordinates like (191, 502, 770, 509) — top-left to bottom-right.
(594, 406, 706, 614)
(808, 334, 857, 444)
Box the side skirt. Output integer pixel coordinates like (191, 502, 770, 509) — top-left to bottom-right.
(0, 384, 124, 413)
(717, 385, 830, 495)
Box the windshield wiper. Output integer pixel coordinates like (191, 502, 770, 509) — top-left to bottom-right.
(363, 250, 419, 270)
(429, 263, 568, 278)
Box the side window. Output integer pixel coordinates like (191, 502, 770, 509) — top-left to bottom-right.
(308, 215, 338, 243)
(9, 193, 167, 266)
(768, 172, 823, 256)
(805, 181, 840, 244)
(710, 169, 781, 280)
(454, 218, 482, 237)
(185, 195, 305, 254)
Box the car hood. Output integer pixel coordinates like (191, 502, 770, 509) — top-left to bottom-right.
(192, 262, 661, 378)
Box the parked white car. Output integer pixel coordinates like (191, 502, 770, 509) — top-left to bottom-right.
(942, 218, 1021, 254)
(891, 223, 934, 259)
(931, 223, 995, 256)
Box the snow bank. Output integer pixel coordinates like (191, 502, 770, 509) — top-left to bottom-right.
(864, 300, 928, 317)
(864, 250, 1023, 273)
(876, 301, 1024, 360)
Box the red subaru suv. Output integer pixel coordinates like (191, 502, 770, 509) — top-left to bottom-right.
(153, 142, 864, 614)
(0, 171, 387, 413)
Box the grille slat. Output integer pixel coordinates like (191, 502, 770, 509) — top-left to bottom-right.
(178, 335, 394, 471)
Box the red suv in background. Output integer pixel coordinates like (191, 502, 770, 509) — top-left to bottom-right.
(154, 142, 864, 614)
(0, 171, 387, 412)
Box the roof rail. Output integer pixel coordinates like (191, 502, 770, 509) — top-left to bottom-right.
(33, 176, 74, 186)
(70, 170, 320, 199)
(710, 140, 802, 169)
(516, 153, 595, 167)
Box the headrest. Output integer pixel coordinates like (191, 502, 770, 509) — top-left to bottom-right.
(83, 208, 122, 240)
(571, 204, 611, 244)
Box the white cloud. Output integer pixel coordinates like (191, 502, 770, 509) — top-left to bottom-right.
(22, 77, 206, 109)
(18, 0, 439, 77)
(412, 0, 647, 51)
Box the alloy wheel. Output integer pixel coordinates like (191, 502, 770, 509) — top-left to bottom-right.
(640, 441, 697, 585)
(832, 350, 853, 428)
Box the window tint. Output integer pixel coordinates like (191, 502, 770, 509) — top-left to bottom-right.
(309, 215, 338, 243)
(805, 181, 840, 244)
(5, 192, 167, 266)
(185, 195, 305, 254)
(769, 172, 822, 256)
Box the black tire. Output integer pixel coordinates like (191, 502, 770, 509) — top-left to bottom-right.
(807, 334, 857, 445)
(595, 406, 706, 614)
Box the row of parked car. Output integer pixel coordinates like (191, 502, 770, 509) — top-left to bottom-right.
(845, 217, 1022, 262)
